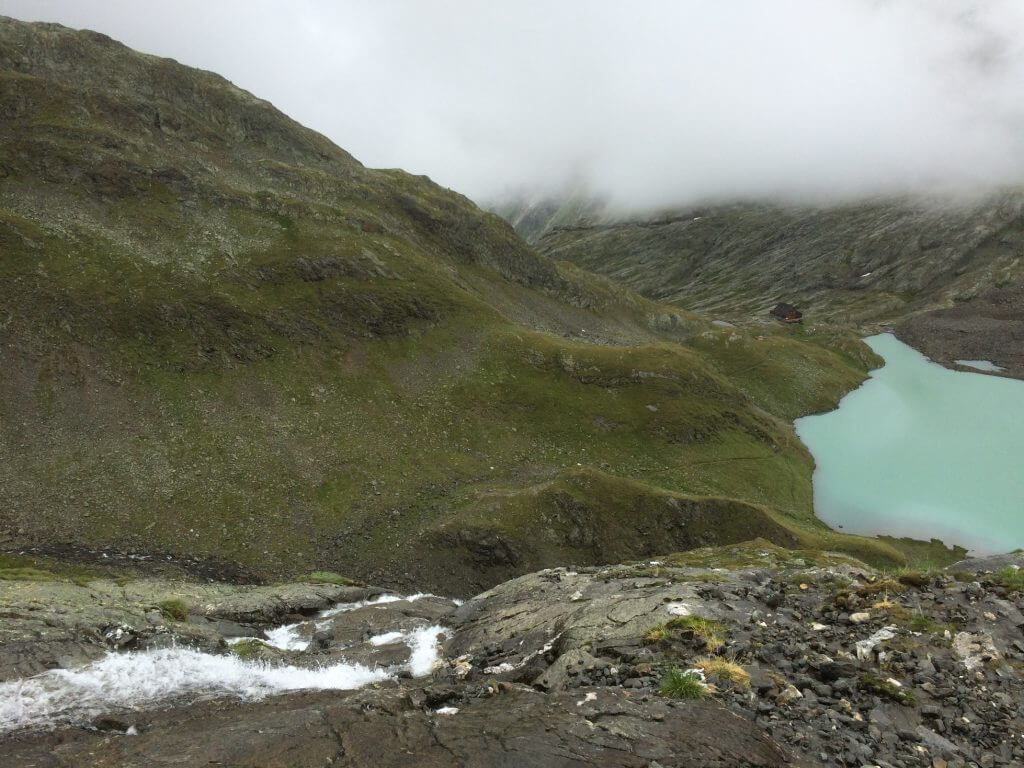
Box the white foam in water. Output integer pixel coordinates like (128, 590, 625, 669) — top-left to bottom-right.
(263, 622, 309, 651)
(265, 593, 439, 650)
(0, 647, 390, 733)
(369, 631, 405, 646)
(0, 592, 455, 734)
(407, 626, 446, 676)
(319, 593, 404, 618)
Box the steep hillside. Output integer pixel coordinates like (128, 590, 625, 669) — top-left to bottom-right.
(0, 17, 946, 595)
(533, 197, 1024, 324)
(486, 188, 608, 243)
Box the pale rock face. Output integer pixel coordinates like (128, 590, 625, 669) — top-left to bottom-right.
(952, 632, 1001, 670)
(776, 684, 803, 706)
(856, 626, 898, 662)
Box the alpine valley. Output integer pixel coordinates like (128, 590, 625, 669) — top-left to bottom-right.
(1, 16, 1022, 768)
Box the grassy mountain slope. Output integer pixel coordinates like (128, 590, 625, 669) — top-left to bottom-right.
(532, 198, 1024, 324)
(0, 17, 950, 595)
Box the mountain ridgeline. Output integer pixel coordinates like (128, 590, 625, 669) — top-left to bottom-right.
(511, 194, 1024, 330)
(0, 17, 959, 596)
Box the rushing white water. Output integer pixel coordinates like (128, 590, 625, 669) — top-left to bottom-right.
(262, 622, 308, 651)
(0, 593, 451, 734)
(407, 626, 447, 677)
(233, 593, 442, 652)
(796, 333, 1024, 553)
(0, 648, 390, 733)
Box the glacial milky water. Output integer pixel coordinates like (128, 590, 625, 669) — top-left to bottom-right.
(795, 333, 1024, 554)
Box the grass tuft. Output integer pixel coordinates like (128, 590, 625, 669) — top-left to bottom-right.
(993, 567, 1024, 592)
(659, 667, 708, 699)
(158, 598, 189, 623)
(896, 570, 932, 589)
(693, 657, 750, 688)
(856, 578, 905, 597)
(665, 615, 727, 652)
(0, 565, 57, 582)
(643, 626, 669, 645)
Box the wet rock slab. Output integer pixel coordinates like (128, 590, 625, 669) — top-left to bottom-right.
(0, 578, 379, 680)
(0, 683, 797, 768)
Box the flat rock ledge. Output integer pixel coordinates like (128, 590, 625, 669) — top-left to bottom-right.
(3, 543, 1024, 768)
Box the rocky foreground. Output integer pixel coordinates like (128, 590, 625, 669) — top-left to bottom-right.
(2, 541, 1023, 767)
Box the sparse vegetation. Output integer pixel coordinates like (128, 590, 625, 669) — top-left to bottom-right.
(857, 672, 916, 706)
(856, 578, 905, 597)
(665, 616, 727, 652)
(993, 567, 1024, 592)
(0, 563, 57, 582)
(534, 196, 1024, 328)
(0, 554, 104, 585)
(230, 639, 270, 660)
(896, 570, 933, 588)
(659, 667, 708, 699)
(693, 657, 750, 688)
(158, 599, 189, 623)
(644, 626, 669, 645)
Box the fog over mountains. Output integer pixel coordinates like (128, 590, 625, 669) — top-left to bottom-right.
(3, 0, 1024, 209)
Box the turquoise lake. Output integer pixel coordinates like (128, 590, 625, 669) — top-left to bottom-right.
(795, 333, 1024, 554)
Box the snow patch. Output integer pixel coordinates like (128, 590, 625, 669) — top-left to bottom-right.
(955, 359, 1005, 373)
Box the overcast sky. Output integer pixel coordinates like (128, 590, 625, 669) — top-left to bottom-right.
(3, 1, 1024, 209)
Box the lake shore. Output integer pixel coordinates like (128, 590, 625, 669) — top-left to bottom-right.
(797, 333, 1024, 556)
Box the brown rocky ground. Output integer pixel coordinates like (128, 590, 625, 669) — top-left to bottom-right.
(896, 286, 1024, 381)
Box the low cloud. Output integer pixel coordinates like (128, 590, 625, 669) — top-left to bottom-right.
(4, 1, 1024, 209)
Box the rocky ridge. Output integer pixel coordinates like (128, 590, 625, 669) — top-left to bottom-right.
(2, 542, 1023, 767)
(531, 197, 1024, 325)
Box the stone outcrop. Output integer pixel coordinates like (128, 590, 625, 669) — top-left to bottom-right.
(2, 544, 1023, 766)
(0, 577, 377, 680)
